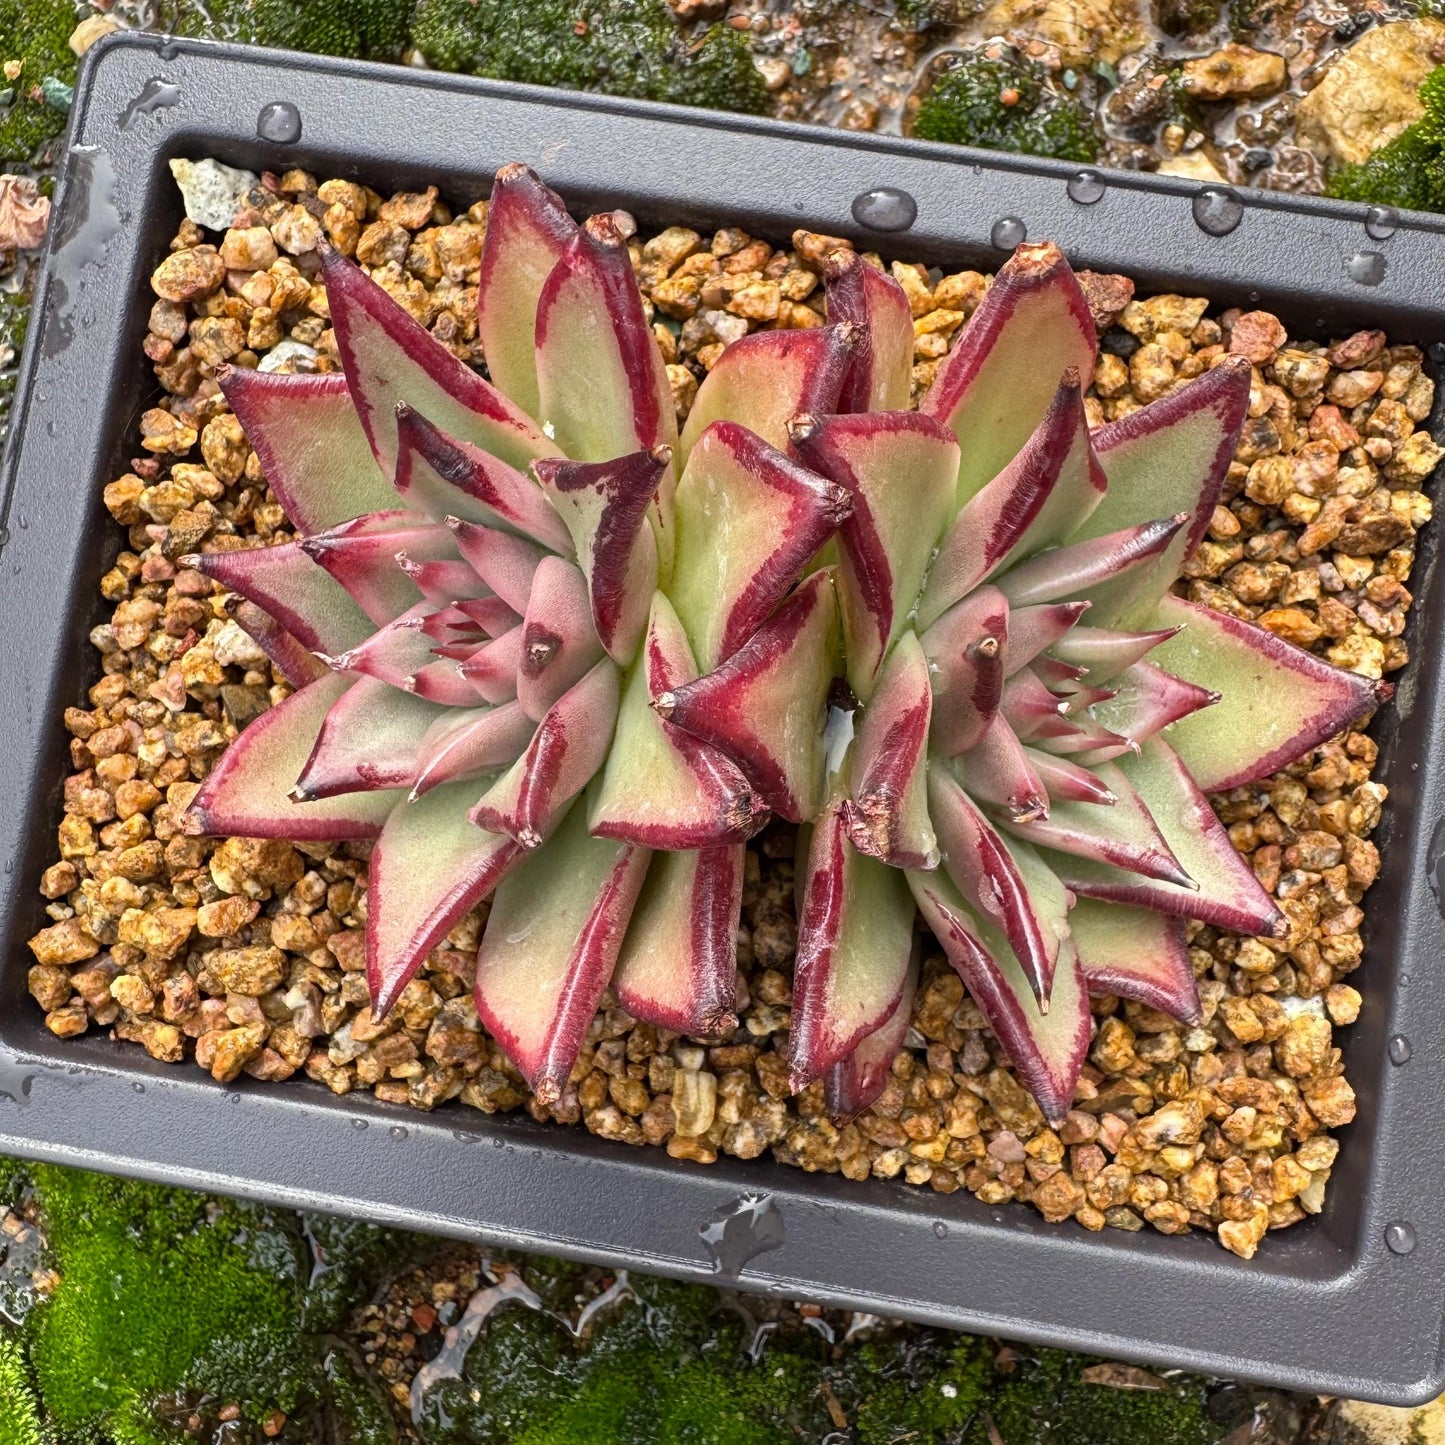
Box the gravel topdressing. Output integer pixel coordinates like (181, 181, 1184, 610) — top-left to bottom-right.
(25, 165, 1439, 1259)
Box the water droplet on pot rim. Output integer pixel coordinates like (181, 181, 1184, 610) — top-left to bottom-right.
(1365, 206, 1398, 240)
(990, 216, 1026, 250)
(1347, 250, 1386, 286)
(1388, 1034, 1412, 1065)
(851, 187, 917, 232)
(256, 101, 303, 145)
(1067, 171, 1105, 205)
(1385, 1221, 1417, 1255)
(1192, 187, 1243, 237)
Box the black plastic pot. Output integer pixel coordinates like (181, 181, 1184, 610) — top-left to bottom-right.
(5, 32, 1445, 1405)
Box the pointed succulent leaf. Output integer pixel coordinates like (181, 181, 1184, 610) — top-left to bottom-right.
(843, 631, 937, 869)
(823, 950, 918, 1125)
(184, 674, 401, 840)
(614, 844, 744, 1035)
(959, 714, 1049, 822)
(531, 447, 667, 665)
(394, 403, 573, 553)
(186, 542, 374, 656)
(218, 366, 399, 533)
(1082, 660, 1219, 756)
(909, 869, 1090, 1126)
(460, 625, 524, 704)
(295, 675, 448, 799)
(534, 213, 678, 471)
(670, 421, 851, 671)
(919, 241, 1096, 508)
(516, 555, 607, 720)
(1033, 656, 1091, 692)
(918, 374, 1105, 629)
(678, 325, 857, 465)
(789, 792, 918, 1090)
(399, 559, 495, 610)
(223, 596, 328, 687)
(1022, 747, 1118, 807)
(320, 245, 556, 476)
(926, 764, 1067, 998)
(327, 603, 433, 686)
(920, 585, 1009, 757)
(1028, 712, 1131, 757)
(448, 594, 521, 635)
(789, 410, 957, 699)
(1144, 594, 1388, 790)
(1050, 621, 1180, 680)
(999, 665, 1069, 739)
(823, 248, 914, 413)
(409, 659, 488, 706)
(367, 782, 523, 1016)
(410, 701, 537, 798)
(1069, 898, 1200, 1023)
(474, 797, 650, 1102)
(591, 592, 767, 848)
(447, 520, 547, 614)
(657, 570, 837, 823)
(475, 162, 579, 420)
(300, 514, 458, 626)
(470, 657, 620, 847)
(1002, 601, 1091, 677)
(1048, 737, 1286, 937)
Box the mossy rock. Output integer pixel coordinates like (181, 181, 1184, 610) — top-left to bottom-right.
(172, 0, 414, 61)
(0, 0, 79, 165)
(1327, 63, 1445, 212)
(410, 0, 768, 114)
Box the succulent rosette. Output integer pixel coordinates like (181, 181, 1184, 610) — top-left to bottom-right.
(184, 164, 859, 1103)
(780, 242, 1388, 1125)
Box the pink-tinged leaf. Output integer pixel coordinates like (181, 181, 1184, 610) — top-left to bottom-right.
(1000, 757, 1193, 886)
(460, 626, 524, 704)
(218, 366, 399, 533)
(1083, 660, 1219, 757)
(1022, 747, 1118, 807)
(532, 447, 666, 666)
(411, 701, 537, 799)
(789, 410, 957, 700)
(320, 246, 556, 476)
(843, 631, 937, 869)
(918, 375, 1105, 629)
(909, 869, 1091, 1125)
(670, 421, 851, 671)
(657, 570, 838, 823)
(678, 325, 858, 465)
(591, 592, 767, 848)
(183, 673, 401, 840)
(919, 241, 1097, 508)
(789, 793, 917, 1090)
(516, 555, 607, 721)
(474, 797, 650, 1102)
(1029, 711, 1130, 757)
(615, 844, 744, 1035)
(1069, 897, 1200, 1023)
(920, 585, 1009, 757)
(327, 603, 432, 686)
(1072, 358, 1251, 625)
(999, 666, 1069, 739)
(185, 542, 373, 656)
(1002, 601, 1090, 677)
(823, 950, 918, 1125)
(398, 559, 494, 609)
(223, 596, 328, 687)
(1048, 737, 1286, 937)
(408, 659, 486, 706)
(1144, 594, 1389, 790)
(534, 213, 677, 471)
(1033, 656, 1091, 692)
(300, 513, 458, 626)
(295, 675, 447, 799)
(475, 162, 578, 420)
(449, 595, 521, 635)
(1050, 622, 1181, 680)
(926, 764, 1067, 998)
(995, 513, 1188, 613)
(367, 781, 523, 1016)
(447, 519, 546, 613)
(394, 403, 573, 553)
(470, 658, 620, 847)
(959, 714, 1049, 822)
(823, 248, 914, 414)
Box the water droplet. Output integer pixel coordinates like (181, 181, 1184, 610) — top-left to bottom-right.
(117, 77, 181, 131)
(1385, 1220, 1417, 1255)
(1388, 1034, 1412, 1065)
(1066, 170, 1105, 205)
(15, 515, 25, 530)
(389, 1124, 408, 1140)
(157, 35, 179, 61)
(256, 101, 303, 145)
(1192, 187, 1243, 237)
(1365, 206, 1398, 240)
(699, 1193, 785, 1280)
(351, 1117, 368, 1130)
(932, 1221, 949, 1239)
(1347, 250, 1386, 286)
(990, 216, 1026, 250)
(851, 187, 916, 232)
(131, 1081, 145, 1093)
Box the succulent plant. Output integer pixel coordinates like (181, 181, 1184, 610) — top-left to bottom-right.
(779, 242, 1387, 1124)
(184, 164, 857, 1103)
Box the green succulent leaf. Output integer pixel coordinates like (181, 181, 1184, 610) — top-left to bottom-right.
(1068, 897, 1200, 1023)
(823, 949, 918, 1125)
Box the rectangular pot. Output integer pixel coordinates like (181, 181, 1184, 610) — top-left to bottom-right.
(4, 31, 1445, 1404)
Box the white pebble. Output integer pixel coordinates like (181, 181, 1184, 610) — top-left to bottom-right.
(168, 156, 259, 233)
(257, 337, 319, 374)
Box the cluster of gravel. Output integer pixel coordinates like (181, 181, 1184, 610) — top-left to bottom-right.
(26, 167, 1437, 1258)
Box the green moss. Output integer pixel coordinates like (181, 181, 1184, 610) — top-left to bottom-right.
(0, 0, 77, 165)
(1327, 66, 1445, 212)
(893, 0, 988, 28)
(410, 0, 768, 114)
(913, 49, 1099, 163)
(0, 1328, 43, 1445)
(172, 0, 414, 60)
